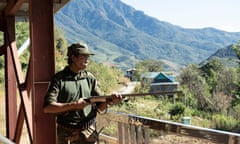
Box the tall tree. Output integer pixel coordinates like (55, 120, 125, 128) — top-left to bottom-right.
(178, 64, 211, 110)
(54, 26, 68, 71)
(200, 58, 225, 93)
(232, 42, 240, 106)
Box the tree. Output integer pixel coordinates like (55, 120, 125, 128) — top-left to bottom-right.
(211, 92, 232, 114)
(54, 26, 68, 71)
(200, 58, 225, 93)
(134, 59, 164, 81)
(199, 58, 238, 113)
(178, 64, 211, 110)
(87, 61, 127, 94)
(136, 59, 163, 72)
(16, 22, 29, 48)
(232, 42, 240, 106)
(178, 64, 201, 93)
(217, 68, 237, 96)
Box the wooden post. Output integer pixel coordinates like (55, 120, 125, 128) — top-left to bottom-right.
(29, 0, 56, 143)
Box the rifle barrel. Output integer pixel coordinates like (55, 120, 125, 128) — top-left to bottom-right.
(98, 90, 182, 99)
(120, 90, 181, 98)
(85, 91, 182, 103)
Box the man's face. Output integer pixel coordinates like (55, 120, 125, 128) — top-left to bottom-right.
(72, 54, 90, 70)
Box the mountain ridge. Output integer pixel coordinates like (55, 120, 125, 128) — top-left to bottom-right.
(200, 45, 238, 67)
(54, 0, 240, 71)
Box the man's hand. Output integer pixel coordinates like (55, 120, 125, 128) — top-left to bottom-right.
(74, 98, 90, 109)
(109, 92, 122, 105)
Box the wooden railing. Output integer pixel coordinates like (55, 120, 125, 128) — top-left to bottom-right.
(97, 112, 240, 144)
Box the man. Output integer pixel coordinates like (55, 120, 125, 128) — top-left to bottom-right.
(43, 42, 122, 144)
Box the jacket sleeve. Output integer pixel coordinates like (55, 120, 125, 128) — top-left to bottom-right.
(43, 76, 60, 107)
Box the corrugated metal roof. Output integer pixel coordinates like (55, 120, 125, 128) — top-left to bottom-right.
(141, 72, 178, 83)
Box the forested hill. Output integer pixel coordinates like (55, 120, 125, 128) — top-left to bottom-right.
(200, 44, 238, 67)
(54, 0, 240, 70)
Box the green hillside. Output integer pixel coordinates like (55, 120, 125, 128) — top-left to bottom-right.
(54, 0, 240, 71)
(200, 44, 238, 67)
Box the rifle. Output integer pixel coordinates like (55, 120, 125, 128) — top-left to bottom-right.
(84, 90, 182, 103)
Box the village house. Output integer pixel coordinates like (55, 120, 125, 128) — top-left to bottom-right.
(126, 68, 136, 81)
(141, 72, 179, 93)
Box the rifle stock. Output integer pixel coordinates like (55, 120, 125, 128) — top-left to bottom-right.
(84, 90, 182, 103)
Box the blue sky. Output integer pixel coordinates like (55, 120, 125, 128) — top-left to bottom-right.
(121, 0, 240, 32)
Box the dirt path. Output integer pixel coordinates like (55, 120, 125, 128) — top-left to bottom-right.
(118, 81, 137, 94)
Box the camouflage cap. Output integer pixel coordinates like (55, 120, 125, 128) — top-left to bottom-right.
(67, 42, 95, 57)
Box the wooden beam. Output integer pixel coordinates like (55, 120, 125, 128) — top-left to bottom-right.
(14, 59, 33, 143)
(0, 14, 5, 31)
(8, 39, 33, 143)
(15, 53, 33, 143)
(53, 0, 70, 13)
(4, 16, 17, 141)
(5, 0, 25, 16)
(14, 104, 26, 143)
(5, 25, 33, 143)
